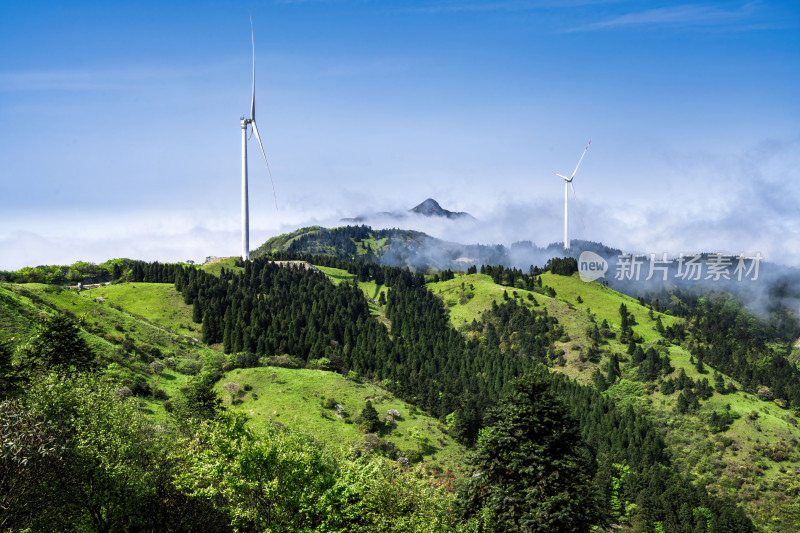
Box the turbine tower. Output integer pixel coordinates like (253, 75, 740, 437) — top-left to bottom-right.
(240, 15, 277, 261)
(553, 141, 590, 250)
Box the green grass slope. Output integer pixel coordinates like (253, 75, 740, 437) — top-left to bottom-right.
(216, 367, 467, 474)
(0, 283, 43, 345)
(427, 271, 687, 379)
(200, 257, 244, 277)
(86, 282, 199, 337)
(254, 226, 326, 255)
(2, 282, 223, 405)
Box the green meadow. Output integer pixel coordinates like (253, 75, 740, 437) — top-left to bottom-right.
(216, 366, 467, 474)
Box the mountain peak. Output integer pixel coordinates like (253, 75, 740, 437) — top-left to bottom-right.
(340, 198, 474, 223)
(411, 198, 444, 215)
(410, 198, 473, 219)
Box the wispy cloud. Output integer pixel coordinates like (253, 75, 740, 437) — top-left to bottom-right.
(400, 0, 620, 15)
(570, 2, 761, 32)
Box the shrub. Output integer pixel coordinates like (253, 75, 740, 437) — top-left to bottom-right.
(307, 357, 331, 370)
(267, 355, 302, 369)
(405, 449, 423, 463)
(243, 383, 253, 392)
(176, 359, 202, 376)
(235, 352, 260, 369)
(129, 381, 150, 397)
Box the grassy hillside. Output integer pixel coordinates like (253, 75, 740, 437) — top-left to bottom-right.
(427, 270, 800, 531)
(86, 282, 198, 337)
(217, 367, 467, 474)
(5, 257, 799, 530)
(0, 282, 223, 405)
(0, 283, 43, 345)
(253, 226, 328, 256)
(200, 256, 244, 277)
(1, 278, 460, 477)
(251, 226, 435, 267)
(426, 271, 674, 383)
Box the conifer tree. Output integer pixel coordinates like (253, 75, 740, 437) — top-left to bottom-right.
(21, 314, 95, 372)
(360, 400, 379, 433)
(457, 373, 605, 532)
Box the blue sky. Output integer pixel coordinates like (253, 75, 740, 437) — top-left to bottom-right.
(1, 0, 798, 269)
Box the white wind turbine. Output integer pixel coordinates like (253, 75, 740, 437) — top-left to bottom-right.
(553, 140, 590, 250)
(240, 15, 277, 261)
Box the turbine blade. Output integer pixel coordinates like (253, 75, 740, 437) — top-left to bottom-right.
(251, 119, 278, 209)
(250, 13, 256, 121)
(553, 172, 570, 181)
(570, 181, 585, 229)
(570, 140, 591, 179)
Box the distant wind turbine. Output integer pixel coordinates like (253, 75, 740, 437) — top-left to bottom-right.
(240, 15, 277, 261)
(553, 141, 590, 251)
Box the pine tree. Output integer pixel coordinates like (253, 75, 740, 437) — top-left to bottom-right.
(192, 299, 202, 323)
(456, 373, 605, 532)
(222, 323, 232, 354)
(627, 339, 636, 355)
(201, 311, 213, 344)
(676, 391, 690, 414)
(360, 400, 379, 433)
(21, 313, 96, 371)
(714, 371, 727, 394)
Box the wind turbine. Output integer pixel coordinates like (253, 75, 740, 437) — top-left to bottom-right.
(240, 15, 277, 261)
(553, 141, 590, 250)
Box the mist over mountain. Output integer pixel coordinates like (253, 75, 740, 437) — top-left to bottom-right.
(409, 198, 474, 219)
(255, 224, 800, 321)
(340, 198, 474, 223)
